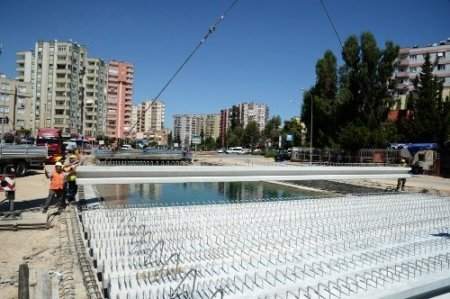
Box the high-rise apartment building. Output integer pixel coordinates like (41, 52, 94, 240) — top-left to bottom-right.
(239, 102, 269, 131)
(203, 114, 221, 140)
(395, 38, 450, 109)
(16, 40, 88, 134)
(136, 100, 165, 132)
(172, 114, 205, 148)
(106, 61, 134, 138)
(83, 58, 107, 137)
(131, 100, 167, 145)
(0, 75, 33, 131)
(219, 102, 269, 146)
(172, 113, 220, 148)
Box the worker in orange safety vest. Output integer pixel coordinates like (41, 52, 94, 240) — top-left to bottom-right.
(42, 162, 66, 213)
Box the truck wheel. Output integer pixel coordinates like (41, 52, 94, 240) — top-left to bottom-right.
(15, 162, 28, 177)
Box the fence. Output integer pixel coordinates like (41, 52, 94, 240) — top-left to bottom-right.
(291, 148, 402, 164)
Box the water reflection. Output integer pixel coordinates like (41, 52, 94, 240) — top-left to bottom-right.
(96, 181, 320, 207)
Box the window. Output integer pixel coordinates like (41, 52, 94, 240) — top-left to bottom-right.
(409, 54, 417, 60)
(437, 65, 446, 71)
(437, 52, 446, 59)
(0, 106, 10, 113)
(58, 46, 67, 51)
(17, 97, 25, 105)
(1, 83, 10, 90)
(410, 67, 417, 73)
(17, 86, 27, 93)
(0, 94, 9, 102)
(17, 108, 25, 114)
(16, 120, 25, 127)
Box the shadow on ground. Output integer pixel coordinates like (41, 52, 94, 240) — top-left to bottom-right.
(0, 197, 47, 212)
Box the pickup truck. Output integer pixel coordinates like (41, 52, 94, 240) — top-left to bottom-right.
(0, 144, 48, 176)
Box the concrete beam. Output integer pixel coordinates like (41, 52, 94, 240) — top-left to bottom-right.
(76, 165, 410, 185)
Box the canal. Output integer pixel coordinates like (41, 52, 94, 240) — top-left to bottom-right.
(95, 181, 323, 207)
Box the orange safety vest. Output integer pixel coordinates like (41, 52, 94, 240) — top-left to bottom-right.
(50, 171, 65, 190)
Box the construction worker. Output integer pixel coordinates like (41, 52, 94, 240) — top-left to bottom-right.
(42, 162, 66, 213)
(64, 154, 79, 203)
(396, 158, 407, 191)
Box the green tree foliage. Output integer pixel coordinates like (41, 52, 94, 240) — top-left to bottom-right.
(303, 31, 400, 149)
(243, 121, 261, 149)
(202, 136, 217, 150)
(226, 126, 244, 147)
(282, 118, 303, 147)
(263, 116, 281, 149)
(406, 53, 450, 145)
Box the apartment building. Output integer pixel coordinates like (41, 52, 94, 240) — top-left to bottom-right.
(83, 58, 107, 137)
(395, 38, 450, 109)
(16, 40, 87, 134)
(136, 100, 165, 132)
(0, 75, 33, 131)
(130, 100, 167, 145)
(203, 114, 221, 140)
(106, 61, 134, 138)
(219, 102, 269, 146)
(172, 114, 205, 148)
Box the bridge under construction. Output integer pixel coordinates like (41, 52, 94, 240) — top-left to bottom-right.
(71, 161, 450, 298)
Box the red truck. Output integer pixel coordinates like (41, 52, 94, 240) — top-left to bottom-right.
(36, 128, 65, 163)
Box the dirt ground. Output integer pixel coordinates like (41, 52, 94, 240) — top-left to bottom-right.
(0, 169, 86, 299)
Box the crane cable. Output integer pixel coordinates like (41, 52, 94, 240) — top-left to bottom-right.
(125, 0, 239, 139)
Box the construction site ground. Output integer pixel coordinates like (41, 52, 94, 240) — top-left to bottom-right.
(0, 154, 449, 298)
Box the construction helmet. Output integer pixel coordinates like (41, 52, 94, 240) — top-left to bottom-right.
(400, 159, 406, 163)
(55, 162, 63, 167)
(70, 154, 77, 159)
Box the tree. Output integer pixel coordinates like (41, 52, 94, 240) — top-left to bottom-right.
(263, 116, 281, 149)
(407, 53, 450, 145)
(18, 128, 32, 137)
(282, 118, 303, 147)
(202, 136, 217, 150)
(334, 32, 399, 148)
(244, 121, 261, 149)
(226, 126, 244, 147)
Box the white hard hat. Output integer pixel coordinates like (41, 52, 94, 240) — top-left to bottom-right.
(55, 162, 63, 167)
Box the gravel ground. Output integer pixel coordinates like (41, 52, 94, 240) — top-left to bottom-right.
(0, 169, 86, 299)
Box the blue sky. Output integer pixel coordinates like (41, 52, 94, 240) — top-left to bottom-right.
(1, 0, 449, 129)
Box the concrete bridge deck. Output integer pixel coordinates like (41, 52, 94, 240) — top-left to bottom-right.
(76, 165, 410, 185)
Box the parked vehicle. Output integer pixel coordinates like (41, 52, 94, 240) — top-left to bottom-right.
(217, 148, 225, 153)
(226, 147, 245, 154)
(121, 144, 133, 151)
(0, 144, 48, 176)
(274, 151, 291, 162)
(36, 128, 65, 163)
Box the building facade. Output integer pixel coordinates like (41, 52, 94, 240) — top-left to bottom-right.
(172, 114, 205, 148)
(83, 58, 107, 137)
(395, 38, 450, 109)
(203, 113, 221, 140)
(106, 61, 134, 138)
(131, 100, 167, 145)
(0, 75, 33, 132)
(16, 40, 88, 135)
(219, 102, 269, 147)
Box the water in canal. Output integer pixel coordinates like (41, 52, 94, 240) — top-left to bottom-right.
(95, 181, 322, 207)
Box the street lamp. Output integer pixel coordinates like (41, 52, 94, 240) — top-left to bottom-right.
(301, 88, 313, 164)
